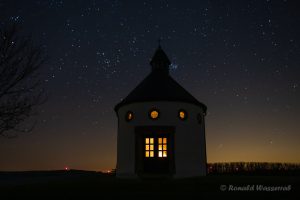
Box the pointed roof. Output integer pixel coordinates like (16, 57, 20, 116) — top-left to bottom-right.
(115, 46, 207, 113)
(150, 45, 171, 75)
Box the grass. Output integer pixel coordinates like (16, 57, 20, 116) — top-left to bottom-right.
(0, 170, 299, 198)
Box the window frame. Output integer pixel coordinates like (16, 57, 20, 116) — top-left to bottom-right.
(145, 137, 154, 158)
(158, 137, 168, 158)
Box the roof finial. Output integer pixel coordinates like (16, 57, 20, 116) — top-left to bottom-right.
(157, 38, 161, 48)
(150, 39, 170, 75)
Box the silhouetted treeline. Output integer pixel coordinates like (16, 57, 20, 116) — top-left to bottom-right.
(207, 162, 300, 175)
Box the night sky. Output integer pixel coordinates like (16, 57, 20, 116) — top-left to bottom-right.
(0, 0, 299, 171)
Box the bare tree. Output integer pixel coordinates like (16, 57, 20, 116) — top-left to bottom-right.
(0, 24, 46, 137)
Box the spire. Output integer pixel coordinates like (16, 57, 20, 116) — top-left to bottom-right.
(150, 43, 171, 75)
(158, 38, 161, 46)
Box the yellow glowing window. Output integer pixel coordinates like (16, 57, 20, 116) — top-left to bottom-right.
(163, 151, 167, 157)
(150, 151, 154, 157)
(163, 145, 167, 150)
(158, 138, 162, 144)
(150, 138, 154, 144)
(158, 137, 167, 158)
(126, 111, 134, 121)
(145, 137, 154, 158)
(158, 151, 162, 157)
(163, 138, 167, 144)
(149, 109, 159, 119)
(178, 110, 187, 120)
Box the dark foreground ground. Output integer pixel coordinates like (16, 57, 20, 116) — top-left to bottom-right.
(0, 170, 299, 199)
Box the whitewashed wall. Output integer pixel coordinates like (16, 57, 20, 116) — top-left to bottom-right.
(116, 101, 207, 178)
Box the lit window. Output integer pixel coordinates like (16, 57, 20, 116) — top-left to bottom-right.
(178, 109, 187, 120)
(145, 137, 154, 158)
(158, 151, 162, 157)
(149, 109, 159, 119)
(163, 145, 167, 150)
(150, 138, 154, 144)
(150, 151, 154, 157)
(163, 138, 167, 144)
(158, 137, 167, 158)
(126, 111, 134, 121)
(163, 151, 167, 157)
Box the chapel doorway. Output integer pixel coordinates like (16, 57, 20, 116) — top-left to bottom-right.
(135, 126, 175, 176)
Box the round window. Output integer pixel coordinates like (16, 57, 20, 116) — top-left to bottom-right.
(126, 111, 134, 121)
(178, 109, 187, 120)
(149, 109, 159, 119)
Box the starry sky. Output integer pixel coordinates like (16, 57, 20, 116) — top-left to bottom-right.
(0, 0, 299, 171)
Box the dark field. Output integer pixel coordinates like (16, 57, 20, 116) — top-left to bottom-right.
(0, 170, 299, 199)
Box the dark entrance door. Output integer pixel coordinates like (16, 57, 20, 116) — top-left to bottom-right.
(135, 126, 175, 176)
